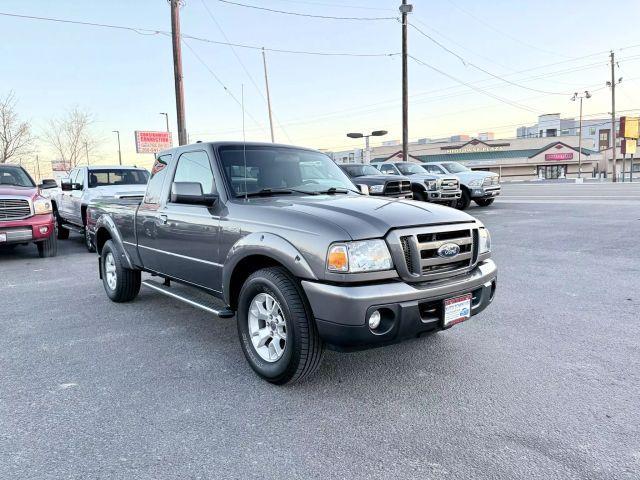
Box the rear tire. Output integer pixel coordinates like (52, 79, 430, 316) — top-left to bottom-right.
(101, 240, 141, 302)
(237, 267, 324, 385)
(474, 198, 495, 207)
(456, 189, 471, 210)
(37, 232, 58, 258)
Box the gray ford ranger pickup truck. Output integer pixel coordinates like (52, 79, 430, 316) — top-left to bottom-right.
(87, 142, 497, 385)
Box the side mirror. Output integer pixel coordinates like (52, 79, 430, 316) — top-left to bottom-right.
(171, 182, 217, 206)
(357, 184, 370, 195)
(61, 180, 72, 191)
(39, 179, 58, 189)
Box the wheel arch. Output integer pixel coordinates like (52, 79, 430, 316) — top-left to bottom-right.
(223, 232, 317, 309)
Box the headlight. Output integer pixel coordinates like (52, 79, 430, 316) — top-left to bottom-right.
(369, 184, 384, 194)
(425, 179, 438, 191)
(468, 179, 483, 187)
(33, 198, 52, 215)
(327, 240, 393, 273)
(479, 227, 491, 254)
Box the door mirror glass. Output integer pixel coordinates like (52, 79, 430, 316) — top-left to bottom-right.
(171, 181, 217, 206)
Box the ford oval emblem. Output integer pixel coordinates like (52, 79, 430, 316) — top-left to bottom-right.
(437, 242, 460, 258)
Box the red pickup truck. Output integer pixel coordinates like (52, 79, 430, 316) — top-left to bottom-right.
(0, 164, 58, 257)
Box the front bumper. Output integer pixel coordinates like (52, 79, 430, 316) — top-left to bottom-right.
(470, 186, 501, 199)
(302, 259, 497, 350)
(372, 192, 413, 199)
(427, 189, 462, 202)
(0, 214, 55, 245)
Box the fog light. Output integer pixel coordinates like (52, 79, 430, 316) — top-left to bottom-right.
(39, 226, 49, 234)
(368, 310, 381, 329)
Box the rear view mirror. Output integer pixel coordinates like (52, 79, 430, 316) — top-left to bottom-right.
(61, 181, 81, 191)
(171, 182, 217, 206)
(357, 184, 369, 195)
(39, 179, 58, 189)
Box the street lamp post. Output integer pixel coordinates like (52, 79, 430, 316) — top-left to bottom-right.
(346, 130, 388, 163)
(112, 130, 122, 165)
(159, 112, 169, 132)
(571, 91, 591, 179)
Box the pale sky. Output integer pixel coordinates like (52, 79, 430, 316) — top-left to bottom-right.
(2, 0, 640, 172)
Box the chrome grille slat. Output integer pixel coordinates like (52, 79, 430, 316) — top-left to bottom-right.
(391, 223, 479, 282)
(0, 198, 32, 221)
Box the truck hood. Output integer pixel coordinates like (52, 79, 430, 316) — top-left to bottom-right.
(454, 171, 499, 182)
(0, 185, 38, 199)
(351, 174, 410, 185)
(249, 194, 475, 240)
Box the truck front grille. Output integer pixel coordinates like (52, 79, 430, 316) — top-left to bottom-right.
(0, 198, 32, 221)
(384, 180, 412, 195)
(393, 223, 479, 281)
(441, 177, 459, 191)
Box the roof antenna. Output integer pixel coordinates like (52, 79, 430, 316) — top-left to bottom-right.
(242, 83, 248, 201)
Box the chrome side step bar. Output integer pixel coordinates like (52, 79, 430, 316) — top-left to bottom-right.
(142, 279, 235, 318)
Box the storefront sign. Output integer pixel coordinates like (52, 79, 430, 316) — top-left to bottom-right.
(545, 152, 573, 161)
(135, 131, 173, 154)
(620, 116, 639, 139)
(621, 138, 637, 155)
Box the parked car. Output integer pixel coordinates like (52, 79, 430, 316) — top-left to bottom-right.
(0, 164, 58, 257)
(420, 162, 500, 209)
(53, 165, 149, 251)
(87, 142, 497, 385)
(338, 163, 412, 199)
(371, 161, 461, 206)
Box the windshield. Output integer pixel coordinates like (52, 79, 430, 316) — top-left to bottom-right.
(88, 169, 149, 187)
(0, 165, 35, 187)
(219, 146, 357, 196)
(341, 164, 382, 177)
(441, 162, 470, 173)
(396, 163, 425, 175)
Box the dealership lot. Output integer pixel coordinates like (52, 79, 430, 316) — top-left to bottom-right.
(1, 183, 639, 479)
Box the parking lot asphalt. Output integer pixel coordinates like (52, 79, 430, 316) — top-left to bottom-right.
(1, 183, 639, 479)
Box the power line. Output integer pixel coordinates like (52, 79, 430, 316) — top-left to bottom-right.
(272, 0, 396, 11)
(181, 39, 269, 135)
(442, 0, 574, 59)
(0, 11, 398, 57)
(215, 0, 397, 20)
(409, 22, 573, 96)
(199, 0, 293, 142)
(409, 54, 541, 114)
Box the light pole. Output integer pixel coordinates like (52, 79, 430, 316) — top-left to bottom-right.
(159, 112, 169, 132)
(571, 91, 591, 179)
(112, 130, 122, 165)
(346, 130, 388, 163)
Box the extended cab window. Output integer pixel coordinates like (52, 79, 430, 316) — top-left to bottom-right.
(144, 155, 171, 204)
(88, 169, 149, 187)
(172, 151, 215, 195)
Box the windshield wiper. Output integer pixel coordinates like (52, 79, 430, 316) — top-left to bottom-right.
(241, 188, 323, 198)
(315, 187, 353, 195)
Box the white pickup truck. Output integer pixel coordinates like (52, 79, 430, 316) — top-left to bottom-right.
(52, 165, 149, 251)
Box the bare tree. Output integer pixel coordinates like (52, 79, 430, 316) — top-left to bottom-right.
(0, 91, 35, 164)
(42, 107, 100, 172)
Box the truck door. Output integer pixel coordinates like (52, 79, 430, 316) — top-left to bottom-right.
(136, 154, 172, 273)
(70, 167, 86, 226)
(155, 149, 222, 292)
(59, 169, 78, 220)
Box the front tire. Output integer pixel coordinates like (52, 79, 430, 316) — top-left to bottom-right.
(413, 190, 427, 202)
(456, 189, 471, 210)
(55, 210, 69, 240)
(37, 233, 58, 258)
(101, 240, 141, 302)
(237, 267, 324, 385)
(474, 198, 495, 207)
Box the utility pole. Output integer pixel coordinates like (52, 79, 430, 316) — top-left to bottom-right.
(262, 48, 275, 143)
(571, 91, 591, 179)
(35, 155, 41, 183)
(400, 1, 412, 161)
(610, 50, 617, 182)
(170, 0, 187, 145)
(112, 130, 122, 165)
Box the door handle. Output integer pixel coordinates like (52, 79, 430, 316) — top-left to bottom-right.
(159, 214, 168, 225)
